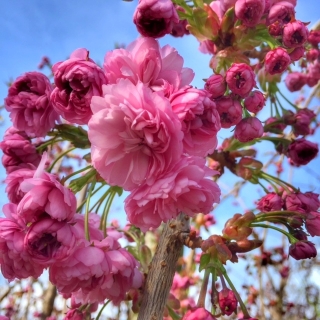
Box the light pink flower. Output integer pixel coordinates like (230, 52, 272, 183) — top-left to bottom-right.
(226, 63, 256, 98)
(182, 307, 217, 320)
(283, 20, 309, 48)
(265, 47, 291, 75)
(287, 138, 318, 166)
(51, 48, 107, 125)
(133, 0, 179, 38)
(0, 203, 44, 281)
(5, 166, 36, 203)
(234, 117, 264, 142)
(24, 217, 78, 266)
(170, 86, 221, 157)
(124, 156, 220, 232)
(235, 0, 265, 27)
(244, 90, 266, 113)
(0, 127, 41, 173)
(4, 72, 59, 137)
(215, 95, 243, 128)
(104, 37, 194, 96)
(204, 74, 227, 99)
(88, 80, 183, 191)
(285, 72, 307, 92)
(17, 156, 77, 222)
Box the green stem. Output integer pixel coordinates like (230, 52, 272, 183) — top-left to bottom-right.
(167, 305, 182, 320)
(95, 300, 110, 320)
(90, 188, 113, 213)
(36, 138, 63, 151)
(259, 171, 298, 192)
(100, 191, 117, 237)
(76, 184, 104, 213)
(85, 180, 96, 241)
(197, 268, 211, 308)
(257, 180, 270, 194)
(277, 90, 299, 110)
(62, 165, 92, 183)
(250, 223, 296, 243)
(47, 147, 76, 172)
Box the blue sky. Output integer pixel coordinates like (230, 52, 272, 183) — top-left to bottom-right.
(0, 1, 319, 222)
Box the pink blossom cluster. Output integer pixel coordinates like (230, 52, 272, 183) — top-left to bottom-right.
(88, 37, 221, 231)
(0, 154, 142, 305)
(256, 190, 320, 259)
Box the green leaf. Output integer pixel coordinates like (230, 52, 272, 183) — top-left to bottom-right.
(199, 253, 211, 272)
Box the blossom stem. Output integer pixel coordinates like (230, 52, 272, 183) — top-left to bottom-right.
(61, 165, 92, 183)
(85, 180, 96, 241)
(259, 171, 298, 192)
(100, 190, 117, 237)
(47, 147, 76, 173)
(96, 300, 110, 320)
(277, 90, 299, 110)
(36, 138, 63, 151)
(197, 268, 211, 308)
(76, 184, 104, 212)
(250, 223, 296, 243)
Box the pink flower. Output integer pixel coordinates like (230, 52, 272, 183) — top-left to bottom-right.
(0, 127, 41, 174)
(170, 86, 221, 157)
(104, 37, 194, 96)
(287, 138, 318, 166)
(220, 0, 237, 16)
(215, 95, 243, 128)
(305, 212, 320, 237)
(4, 71, 59, 137)
(182, 307, 217, 320)
(5, 166, 36, 203)
(235, 0, 265, 28)
(306, 48, 319, 61)
(306, 61, 320, 87)
(0, 204, 44, 281)
(257, 192, 284, 212)
(284, 191, 319, 213)
(51, 48, 107, 125)
(133, 0, 179, 38)
(50, 237, 142, 304)
(268, 1, 295, 25)
(17, 157, 77, 222)
(283, 20, 309, 48)
(88, 80, 183, 191)
(124, 156, 220, 232)
(24, 217, 78, 266)
(289, 241, 317, 260)
(285, 72, 307, 92)
(234, 117, 263, 142)
(226, 63, 256, 98)
(171, 6, 190, 37)
(264, 116, 286, 133)
(292, 109, 315, 136)
(265, 47, 291, 75)
(244, 90, 265, 113)
(218, 288, 238, 316)
(289, 46, 305, 61)
(64, 309, 85, 320)
(308, 30, 320, 47)
(204, 74, 227, 99)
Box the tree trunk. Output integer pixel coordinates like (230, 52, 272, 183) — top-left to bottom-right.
(137, 214, 190, 320)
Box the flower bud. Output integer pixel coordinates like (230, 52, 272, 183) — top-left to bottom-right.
(204, 74, 227, 99)
(244, 90, 266, 114)
(285, 72, 307, 92)
(215, 95, 243, 128)
(289, 241, 317, 260)
(218, 288, 238, 316)
(283, 20, 309, 48)
(287, 138, 319, 166)
(235, 0, 265, 28)
(234, 117, 264, 143)
(265, 48, 291, 75)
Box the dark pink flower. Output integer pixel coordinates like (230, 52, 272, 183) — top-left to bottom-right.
(285, 72, 307, 92)
(283, 20, 309, 48)
(64, 309, 85, 320)
(305, 212, 320, 237)
(24, 217, 78, 266)
(289, 46, 305, 61)
(268, 21, 283, 37)
(287, 138, 318, 166)
(292, 108, 316, 136)
(17, 156, 77, 222)
(51, 48, 107, 125)
(244, 90, 265, 113)
(170, 86, 221, 157)
(88, 80, 183, 191)
(204, 74, 227, 99)
(4, 72, 59, 137)
(268, 1, 295, 25)
(308, 30, 320, 47)
(215, 95, 243, 128)
(226, 63, 256, 98)
(125, 156, 220, 232)
(265, 47, 291, 75)
(306, 48, 319, 61)
(0, 127, 41, 174)
(289, 241, 317, 260)
(284, 191, 319, 213)
(220, 0, 237, 16)
(0, 204, 44, 281)
(234, 117, 264, 142)
(182, 307, 217, 320)
(133, 0, 179, 38)
(171, 6, 190, 37)
(5, 166, 36, 203)
(235, 0, 265, 27)
(306, 61, 320, 87)
(218, 288, 238, 316)
(257, 192, 284, 212)
(264, 117, 287, 133)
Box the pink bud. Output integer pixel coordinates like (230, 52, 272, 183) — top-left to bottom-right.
(308, 30, 320, 47)
(285, 72, 307, 92)
(306, 48, 319, 61)
(289, 46, 305, 61)
(287, 138, 318, 166)
(289, 241, 317, 260)
(226, 63, 256, 98)
(235, 0, 265, 28)
(204, 74, 227, 99)
(283, 20, 309, 48)
(265, 47, 291, 75)
(244, 90, 265, 113)
(215, 95, 243, 128)
(257, 192, 284, 212)
(234, 117, 264, 142)
(218, 288, 238, 316)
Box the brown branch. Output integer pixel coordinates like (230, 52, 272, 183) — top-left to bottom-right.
(137, 214, 190, 320)
(41, 282, 57, 320)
